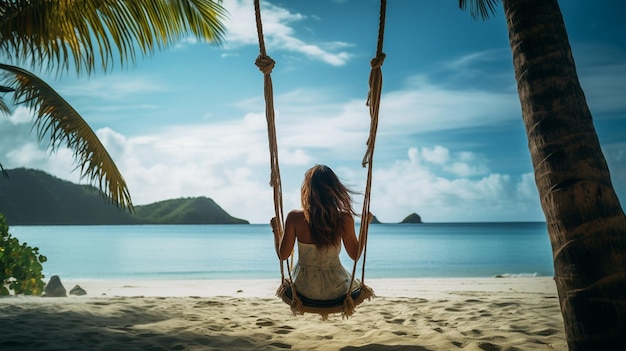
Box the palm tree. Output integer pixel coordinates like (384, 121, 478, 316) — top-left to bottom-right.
(0, 0, 227, 210)
(460, 0, 626, 349)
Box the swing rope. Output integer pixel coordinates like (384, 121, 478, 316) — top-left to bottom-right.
(254, 0, 387, 318)
(350, 0, 387, 294)
(254, 0, 286, 281)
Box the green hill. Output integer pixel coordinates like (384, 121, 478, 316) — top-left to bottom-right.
(0, 168, 248, 225)
(134, 197, 248, 224)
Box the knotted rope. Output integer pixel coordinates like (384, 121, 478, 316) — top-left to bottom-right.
(350, 0, 387, 290)
(254, 0, 285, 280)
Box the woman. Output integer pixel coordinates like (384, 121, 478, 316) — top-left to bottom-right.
(271, 164, 365, 301)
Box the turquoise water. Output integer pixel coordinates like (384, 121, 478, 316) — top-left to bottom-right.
(10, 222, 554, 280)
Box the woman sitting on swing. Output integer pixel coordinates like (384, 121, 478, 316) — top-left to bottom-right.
(271, 164, 368, 301)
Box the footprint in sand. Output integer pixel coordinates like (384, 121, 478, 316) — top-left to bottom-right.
(269, 342, 291, 349)
(184, 314, 202, 321)
(461, 329, 482, 337)
(451, 341, 464, 348)
(527, 328, 560, 336)
(380, 311, 393, 319)
(490, 301, 519, 308)
(275, 325, 295, 335)
(386, 318, 405, 325)
(477, 341, 501, 351)
(194, 300, 223, 307)
(256, 318, 275, 327)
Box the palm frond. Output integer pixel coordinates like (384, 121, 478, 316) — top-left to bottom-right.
(0, 95, 11, 115)
(0, 0, 227, 75)
(0, 63, 133, 211)
(459, 0, 500, 20)
(0, 85, 15, 115)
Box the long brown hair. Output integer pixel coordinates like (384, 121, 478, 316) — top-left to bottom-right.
(301, 165, 357, 248)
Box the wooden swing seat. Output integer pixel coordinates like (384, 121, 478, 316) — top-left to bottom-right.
(276, 279, 375, 319)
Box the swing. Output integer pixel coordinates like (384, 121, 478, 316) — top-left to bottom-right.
(254, 0, 387, 319)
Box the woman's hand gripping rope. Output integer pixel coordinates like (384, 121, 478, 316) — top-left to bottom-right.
(270, 217, 281, 258)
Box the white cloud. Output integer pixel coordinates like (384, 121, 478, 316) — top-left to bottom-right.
(444, 49, 506, 71)
(7, 106, 34, 125)
(221, 0, 353, 66)
(420, 145, 449, 165)
(580, 62, 626, 115)
(0, 68, 543, 224)
(369, 147, 543, 223)
(96, 127, 128, 160)
(6, 143, 47, 165)
(517, 172, 539, 200)
(58, 75, 166, 101)
(378, 75, 520, 134)
(173, 36, 199, 50)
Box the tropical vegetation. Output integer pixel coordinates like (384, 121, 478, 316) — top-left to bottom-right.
(0, 0, 227, 211)
(0, 0, 227, 295)
(0, 213, 46, 295)
(460, 0, 626, 349)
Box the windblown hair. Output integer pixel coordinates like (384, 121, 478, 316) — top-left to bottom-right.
(301, 165, 357, 249)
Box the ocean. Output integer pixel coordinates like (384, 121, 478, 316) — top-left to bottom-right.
(10, 222, 555, 280)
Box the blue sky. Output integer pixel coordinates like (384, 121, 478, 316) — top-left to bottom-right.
(1, 0, 625, 224)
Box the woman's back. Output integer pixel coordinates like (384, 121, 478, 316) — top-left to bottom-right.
(296, 241, 342, 267)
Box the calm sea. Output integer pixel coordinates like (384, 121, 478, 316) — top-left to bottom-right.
(10, 222, 554, 280)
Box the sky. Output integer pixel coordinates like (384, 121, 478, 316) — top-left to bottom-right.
(1, 0, 625, 224)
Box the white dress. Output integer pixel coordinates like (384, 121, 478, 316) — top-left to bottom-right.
(292, 241, 359, 300)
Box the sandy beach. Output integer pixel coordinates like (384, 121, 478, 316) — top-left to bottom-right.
(0, 277, 566, 350)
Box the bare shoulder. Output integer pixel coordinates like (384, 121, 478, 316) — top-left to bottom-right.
(286, 209, 305, 222)
(285, 210, 312, 243)
(285, 210, 307, 230)
(342, 212, 355, 225)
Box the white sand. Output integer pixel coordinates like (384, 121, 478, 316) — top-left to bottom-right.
(0, 277, 567, 350)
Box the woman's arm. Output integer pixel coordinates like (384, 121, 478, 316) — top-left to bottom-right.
(341, 212, 373, 260)
(271, 211, 298, 261)
(341, 214, 359, 260)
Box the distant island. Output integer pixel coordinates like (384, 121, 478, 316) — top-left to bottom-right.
(369, 212, 423, 224)
(401, 213, 423, 224)
(0, 168, 248, 225)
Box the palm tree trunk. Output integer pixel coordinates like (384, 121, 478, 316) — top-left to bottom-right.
(502, 0, 626, 349)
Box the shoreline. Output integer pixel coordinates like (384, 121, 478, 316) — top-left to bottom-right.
(37, 276, 559, 299)
(0, 277, 567, 351)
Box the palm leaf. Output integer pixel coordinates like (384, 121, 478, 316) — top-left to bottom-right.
(0, 63, 133, 211)
(0, 0, 227, 74)
(0, 95, 11, 114)
(459, 0, 500, 20)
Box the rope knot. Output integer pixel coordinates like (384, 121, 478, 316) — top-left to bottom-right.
(370, 53, 386, 69)
(255, 55, 275, 75)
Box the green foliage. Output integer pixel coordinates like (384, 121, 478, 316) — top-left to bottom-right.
(0, 1, 228, 211)
(0, 213, 47, 295)
(134, 197, 249, 224)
